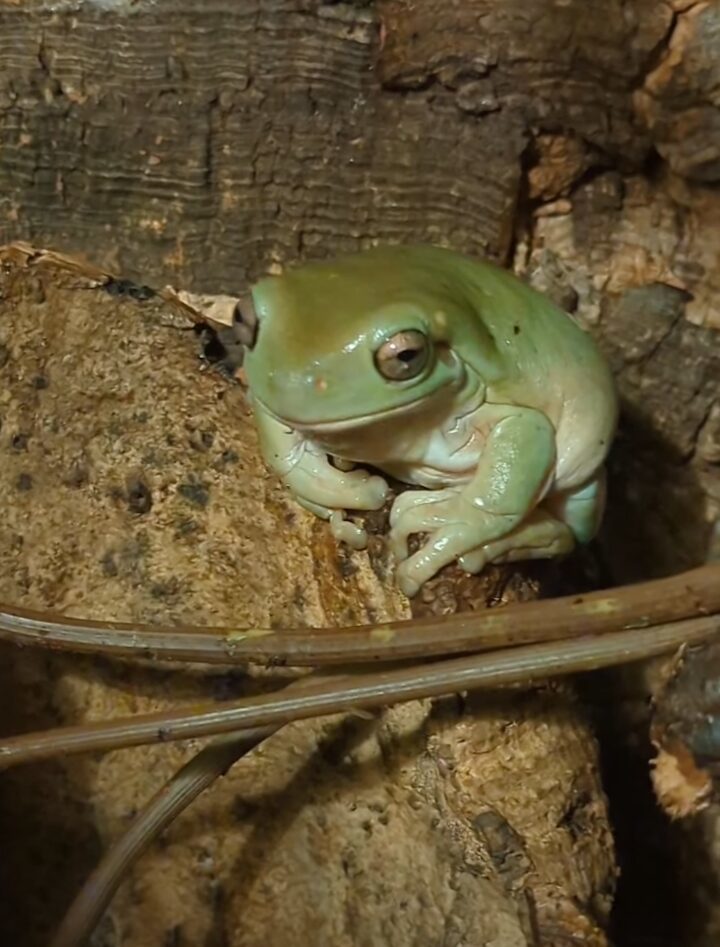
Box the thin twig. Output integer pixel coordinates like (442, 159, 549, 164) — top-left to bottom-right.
(50, 729, 271, 947)
(2, 615, 717, 769)
(50, 672, 342, 947)
(0, 564, 717, 666)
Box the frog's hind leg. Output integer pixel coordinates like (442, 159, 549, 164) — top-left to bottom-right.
(458, 510, 575, 574)
(457, 471, 607, 574)
(545, 469, 607, 545)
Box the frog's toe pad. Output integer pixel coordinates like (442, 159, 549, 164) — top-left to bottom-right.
(458, 549, 486, 574)
(359, 474, 391, 510)
(329, 511, 368, 550)
(396, 570, 421, 598)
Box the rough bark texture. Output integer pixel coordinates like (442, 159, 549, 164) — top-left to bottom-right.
(645, 642, 720, 947)
(635, 2, 720, 183)
(1, 1, 720, 945)
(0, 0, 693, 299)
(0, 0, 527, 288)
(0, 250, 615, 947)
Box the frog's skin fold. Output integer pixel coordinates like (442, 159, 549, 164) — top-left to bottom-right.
(241, 245, 619, 596)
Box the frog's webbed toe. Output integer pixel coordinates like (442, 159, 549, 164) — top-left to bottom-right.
(395, 522, 484, 597)
(389, 488, 460, 526)
(457, 511, 575, 574)
(287, 461, 388, 515)
(388, 489, 460, 562)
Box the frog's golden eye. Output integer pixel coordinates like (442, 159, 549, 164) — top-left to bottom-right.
(232, 295, 258, 349)
(374, 330, 430, 381)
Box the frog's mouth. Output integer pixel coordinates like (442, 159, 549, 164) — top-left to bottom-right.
(256, 390, 443, 434)
(255, 362, 484, 436)
(252, 349, 473, 432)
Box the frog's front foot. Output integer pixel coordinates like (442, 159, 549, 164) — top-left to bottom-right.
(296, 499, 372, 550)
(390, 491, 577, 596)
(296, 471, 389, 552)
(388, 488, 461, 561)
(389, 488, 492, 596)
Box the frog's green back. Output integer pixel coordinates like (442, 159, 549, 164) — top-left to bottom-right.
(252, 244, 499, 366)
(426, 246, 611, 395)
(247, 244, 615, 427)
(261, 243, 606, 377)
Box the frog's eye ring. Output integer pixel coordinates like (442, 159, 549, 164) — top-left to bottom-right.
(232, 296, 259, 349)
(374, 330, 430, 381)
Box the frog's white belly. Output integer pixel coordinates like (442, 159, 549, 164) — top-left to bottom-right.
(316, 399, 509, 490)
(379, 413, 487, 488)
(314, 392, 611, 496)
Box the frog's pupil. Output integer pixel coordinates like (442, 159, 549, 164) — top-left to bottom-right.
(374, 330, 428, 381)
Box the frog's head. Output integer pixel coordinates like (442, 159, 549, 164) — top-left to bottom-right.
(237, 246, 494, 431)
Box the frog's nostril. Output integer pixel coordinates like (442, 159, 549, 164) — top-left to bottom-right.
(314, 376, 328, 393)
(232, 295, 259, 350)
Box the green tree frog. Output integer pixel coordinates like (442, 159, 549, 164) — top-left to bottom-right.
(236, 245, 618, 597)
